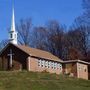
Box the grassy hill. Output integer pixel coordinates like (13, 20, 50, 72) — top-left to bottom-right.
(0, 71, 90, 90)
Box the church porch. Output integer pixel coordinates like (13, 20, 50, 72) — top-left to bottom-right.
(0, 44, 29, 71)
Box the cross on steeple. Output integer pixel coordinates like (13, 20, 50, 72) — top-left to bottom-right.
(8, 49, 14, 68)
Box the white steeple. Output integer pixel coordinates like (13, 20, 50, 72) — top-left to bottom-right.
(9, 4, 18, 44)
(11, 6, 15, 31)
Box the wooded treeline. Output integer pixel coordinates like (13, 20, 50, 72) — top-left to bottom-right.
(0, 0, 90, 61)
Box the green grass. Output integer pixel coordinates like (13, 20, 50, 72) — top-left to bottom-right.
(0, 71, 90, 90)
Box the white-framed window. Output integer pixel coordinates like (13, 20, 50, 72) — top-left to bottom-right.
(48, 61, 51, 68)
(54, 63, 57, 69)
(45, 61, 48, 68)
(51, 62, 54, 69)
(38, 59, 41, 67)
(57, 63, 62, 70)
(10, 33, 13, 38)
(41, 60, 45, 68)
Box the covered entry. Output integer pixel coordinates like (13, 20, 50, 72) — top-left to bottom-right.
(0, 43, 29, 71)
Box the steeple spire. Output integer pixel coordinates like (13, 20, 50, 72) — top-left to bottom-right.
(9, 4, 18, 45)
(11, 5, 15, 31)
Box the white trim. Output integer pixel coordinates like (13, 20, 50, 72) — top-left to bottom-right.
(63, 60, 90, 65)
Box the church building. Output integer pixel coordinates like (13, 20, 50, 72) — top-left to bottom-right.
(0, 6, 63, 74)
(0, 5, 89, 80)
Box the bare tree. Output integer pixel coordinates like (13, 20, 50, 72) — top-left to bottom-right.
(46, 20, 66, 59)
(74, 0, 90, 25)
(16, 18, 32, 46)
(66, 24, 90, 60)
(67, 48, 84, 60)
(31, 26, 48, 51)
(31, 20, 67, 59)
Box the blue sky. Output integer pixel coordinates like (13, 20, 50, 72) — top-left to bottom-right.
(0, 0, 83, 41)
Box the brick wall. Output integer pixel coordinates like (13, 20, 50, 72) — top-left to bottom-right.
(77, 63, 88, 80)
(27, 57, 62, 74)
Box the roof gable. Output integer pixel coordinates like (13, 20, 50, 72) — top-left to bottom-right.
(0, 43, 63, 62)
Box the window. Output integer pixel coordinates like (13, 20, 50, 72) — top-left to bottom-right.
(57, 63, 62, 70)
(38, 59, 41, 67)
(51, 62, 54, 69)
(54, 63, 57, 69)
(48, 61, 51, 68)
(10, 34, 13, 38)
(45, 61, 48, 68)
(59, 64, 62, 70)
(41, 60, 45, 67)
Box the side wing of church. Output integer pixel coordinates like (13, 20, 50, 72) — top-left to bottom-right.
(63, 60, 89, 80)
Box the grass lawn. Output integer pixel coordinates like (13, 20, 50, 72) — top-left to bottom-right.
(0, 71, 90, 90)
